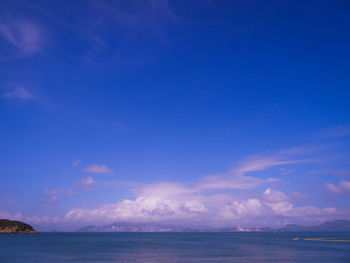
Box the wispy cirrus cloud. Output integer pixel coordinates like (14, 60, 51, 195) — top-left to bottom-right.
(2, 85, 53, 108)
(325, 180, 350, 195)
(2, 86, 36, 100)
(0, 194, 16, 203)
(291, 191, 310, 200)
(279, 167, 296, 176)
(83, 164, 114, 174)
(44, 176, 99, 202)
(194, 146, 318, 193)
(44, 188, 75, 202)
(78, 0, 180, 63)
(233, 147, 318, 176)
(75, 176, 98, 191)
(318, 125, 350, 138)
(90, 0, 179, 27)
(310, 169, 350, 178)
(0, 19, 44, 56)
(72, 159, 81, 167)
(197, 174, 277, 192)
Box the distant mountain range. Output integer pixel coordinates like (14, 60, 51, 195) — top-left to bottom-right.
(277, 220, 350, 232)
(76, 220, 350, 233)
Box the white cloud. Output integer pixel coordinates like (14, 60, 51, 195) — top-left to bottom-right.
(138, 182, 195, 197)
(2, 86, 36, 100)
(263, 188, 289, 203)
(0, 194, 16, 203)
(83, 164, 114, 174)
(64, 186, 342, 226)
(0, 210, 62, 226)
(310, 169, 350, 177)
(135, 173, 278, 197)
(90, 0, 179, 27)
(318, 125, 350, 138)
(75, 176, 97, 190)
(325, 181, 350, 195)
(291, 192, 309, 200)
(5, 186, 343, 229)
(279, 167, 296, 176)
(197, 174, 278, 192)
(220, 188, 340, 223)
(44, 188, 75, 202)
(235, 156, 295, 175)
(0, 20, 43, 55)
(72, 159, 81, 167)
(221, 199, 263, 219)
(65, 195, 208, 223)
(5, 175, 346, 229)
(260, 188, 293, 214)
(234, 149, 317, 176)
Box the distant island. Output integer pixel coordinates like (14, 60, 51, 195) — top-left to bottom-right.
(278, 220, 350, 232)
(0, 219, 39, 234)
(76, 219, 350, 233)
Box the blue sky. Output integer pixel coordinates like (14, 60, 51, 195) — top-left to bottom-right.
(0, 0, 350, 230)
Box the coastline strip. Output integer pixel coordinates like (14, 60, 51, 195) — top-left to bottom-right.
(304, 238, 350, 243)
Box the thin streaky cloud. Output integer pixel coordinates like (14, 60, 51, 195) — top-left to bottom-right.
(83, 164, 114, 174)
(44, 188, 75, 202)
(291, 192, 310, 200)
(318, 125, 350, 138)
(310, 169, 350, 178)
(2, 85, 54, 108)
(279, 167, 296, 176)
(0, 19, 43, 55)
(150, 0, 180, 22)
(0, 194, 16, 203)
(325, 180, 350, 195)
(197, 174, 278, 192)
(80, 0, 180, 62)
(90, 0, 179, 26)
(233, 151, 318, 175)
(75, 176, 98, 191)
(72, 159, 81, 167)
(2, 86, 36, 100)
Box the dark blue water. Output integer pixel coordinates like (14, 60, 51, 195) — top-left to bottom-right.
(0, 232, 349, 262)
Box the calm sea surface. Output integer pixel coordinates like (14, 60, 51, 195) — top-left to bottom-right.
(0, 232, 349, 263)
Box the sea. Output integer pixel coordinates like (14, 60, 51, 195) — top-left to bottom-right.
(0, 232, 349, 262)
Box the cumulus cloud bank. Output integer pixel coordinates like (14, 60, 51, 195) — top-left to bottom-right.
(63, 147, 345, 226)
(3, 185, 343, 230)
(64, 186, 342, 226)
